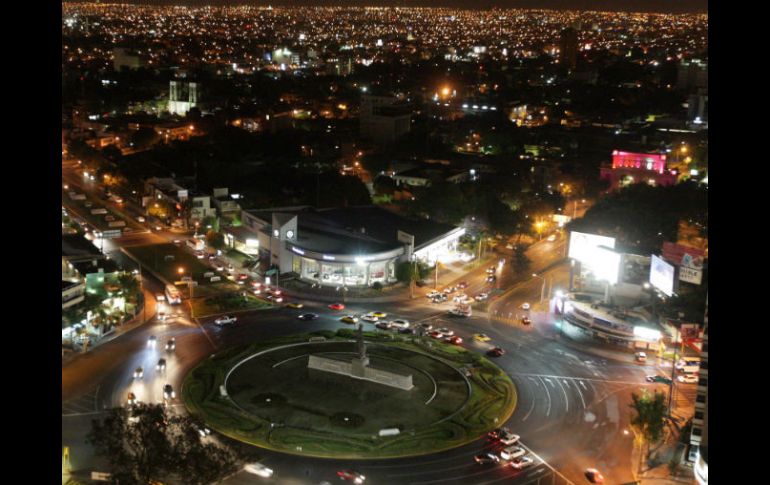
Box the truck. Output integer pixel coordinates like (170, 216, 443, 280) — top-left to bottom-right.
(675, 357, 700, 374)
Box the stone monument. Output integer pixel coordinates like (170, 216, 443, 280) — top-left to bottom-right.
(308, 324, 413, 390)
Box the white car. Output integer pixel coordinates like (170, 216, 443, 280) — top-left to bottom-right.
(499, 432, 521, 445)
(244, 463, 274, 478)
(475, 292, 489, 301)
(500, 445, 526, 461)
(521, 302, 530, 311)
(437, 327, 454, 337)
(678, 374, 698, 384)
(426, 290, 440, 299)
(546, 234, 556, 242)
(510, 456, 535, 469)
(137, 216, 146, 223)
(214, 315, 237, 326)
(361, 313, 379, 323)
(389, 319, 410, 329)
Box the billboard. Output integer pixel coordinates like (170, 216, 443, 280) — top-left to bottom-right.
(568, 231, 616, 264)
(662, 242, 705, 285)
(650, 255, 675, 297)
(680, 323, 701, 340)
(592, 246, 621, 284)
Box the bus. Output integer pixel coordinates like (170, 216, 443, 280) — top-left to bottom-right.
(165, 284, 182, 305)
(675, 357, 700, 374)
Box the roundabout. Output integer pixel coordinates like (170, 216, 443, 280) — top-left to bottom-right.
(182, 329, 517, 459)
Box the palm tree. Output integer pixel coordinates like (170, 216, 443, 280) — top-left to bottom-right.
(629, 389, 667, 473)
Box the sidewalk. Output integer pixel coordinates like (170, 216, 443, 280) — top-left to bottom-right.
(630, 425, 695, 485)
(62, 288, 156, 367)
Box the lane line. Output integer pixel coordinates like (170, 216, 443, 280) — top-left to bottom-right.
(538, 377, 552, 417)
(512, 372, 653, 386)
(519, 442, 577, 485)
(574, 380, 586, 409)
(557, 379, 570, 413)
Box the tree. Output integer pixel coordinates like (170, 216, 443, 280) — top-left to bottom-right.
(117, 272, 140, 304)
(88, 404, 242, 485)
(206, 230, 225, 250)
(512, 245, 531, 275)
(629, 390, 668, 471)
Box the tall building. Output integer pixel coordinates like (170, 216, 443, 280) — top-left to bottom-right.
(677, 59, 708, 92)
(689, 294, 708, 485)
(168, 80, 199, 116)
(559, 28, 579, 70)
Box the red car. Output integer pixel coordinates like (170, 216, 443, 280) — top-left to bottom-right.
(337, 470, 366, 483)
(445, 335, 463, 345)
(428, 330, 443, 339)
(328, 303, 345, 311)
(584, 468, 604, 483)
(487, 347, 505, 357)
(521, 316, 531, 325)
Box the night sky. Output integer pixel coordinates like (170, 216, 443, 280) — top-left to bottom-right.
(99, 1, 708, 14)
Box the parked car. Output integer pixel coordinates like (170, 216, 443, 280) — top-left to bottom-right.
(361, 313, 379, 323)
(418, 322, 433, 331)
(646, 375, 673, 384)
(244, 463, 274, 478)
(328, 303, 345, 311)
(214, 315, 237, 326)
(678, 374, 698, 384)
(298, 313, 319, 321)
(474, 453, 500, 465)
(375, 321, 393, 330)
(389, 319, 410, 328)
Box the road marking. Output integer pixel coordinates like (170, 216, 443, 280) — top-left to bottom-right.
(574, 381, 587, 409)
(538, 377, 552, 417)
(192, 316, 219, 350)
(557, 379, 570, 413)
(518, 442, 577, 485)
(544, 377, 555, 388)
(62, 410, 105, 417)
(579, 380, 588, 390)
(409, 467, 503, 485)
(512, 372, 652, 386)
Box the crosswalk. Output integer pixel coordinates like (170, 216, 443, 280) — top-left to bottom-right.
(62, 386, 101, 416)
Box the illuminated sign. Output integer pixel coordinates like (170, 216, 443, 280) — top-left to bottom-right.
(611, 151, 666, 173)
(649, 255, 675, 297)
(568, 231, 616, 264)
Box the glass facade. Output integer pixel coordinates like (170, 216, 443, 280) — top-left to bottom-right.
(296, 256, 397, 287)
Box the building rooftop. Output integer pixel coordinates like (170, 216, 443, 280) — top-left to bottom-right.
(72, 258, 121, 276)
(62, 234, 102, 260)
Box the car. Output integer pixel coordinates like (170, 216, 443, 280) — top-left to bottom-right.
(521, 316, 531, 325)
(360, 313, 379, 323)
(547, 234, 557, 242)
(473, 333, 491, 342)
(137, 216, 146, 223)
(133, 367, 143, 379)
(426, 290, 440, 299)
(298, 313, 319, 321)
(487, 274, 497, 282)
(268, 294, 285, 303)
(449, 307, 471, 317)
(487, 347, 505, 357)
(105, 215, 116, 222)
(635, 352, 647, 363)
(500, 445, 526, 461)
(155, 293, 166, 303)
(286, 302, 304, 309)
(84, 201, 93, 208)
(236, 273, 249, 281)
(428, 330, 443, 339)
(418, 322, 433, 331)
(208, 254, 217, 261)
(437, 327, 454, 336)
(156, 358, 167, 371)
(431, 294, 448, 303)
(163, 384, 175, 400)
(487, 427, 510, 440)
(584, 468, 605, 483)
(457, 281, 469, 289)
(147, 335, 157, 347)
(646, 375, 672, 384)
(371, 311, 387, 318)
(389, 319, 410, 329)
(165, 338, 176, 351)
(398, 327, 415, 334)
(195, 251, 205, 259)
(336, 470, 366, 483)
(158, 311, 167, 321)
(340, 315, 359, 324)
(474, 453, 500, 465)
(173, 239, 181, 245)
(678, 374, 699, 384)
(127, 391, 137, 406)
(506, 243, 514, 250)
(445, 335, 463, 345)
(453, 293, 468, 303)
(329, 303, 345, 311)
(194, 424, 212, 438)
(214, 315, 237, 326)
(521, 302, 530, 310)
(376, 322, 393, 330)
(510, 456, 535, 470)
(499, 432, 521, 445)
(244, 463, 274, 478)
(487, 266, 496, 274)
(475, 292, 489, 301)
(214, 264, 224, 271)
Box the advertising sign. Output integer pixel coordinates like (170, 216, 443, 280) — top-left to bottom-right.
(649, 255, 675, 297)
(662, 242, 705, 285)
(592, 245, 621, 284)
(680, 323, 701, 340)
(568, 231, 616, 265)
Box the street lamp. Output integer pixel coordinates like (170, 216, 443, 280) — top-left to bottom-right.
(532, 273, 546, 303)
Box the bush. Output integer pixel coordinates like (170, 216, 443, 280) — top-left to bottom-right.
(371, 281, 383, 291)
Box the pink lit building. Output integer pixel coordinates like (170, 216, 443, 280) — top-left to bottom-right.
(600, 150, 678, 191)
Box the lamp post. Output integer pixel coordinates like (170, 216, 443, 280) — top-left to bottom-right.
(532, 273, 546, 303)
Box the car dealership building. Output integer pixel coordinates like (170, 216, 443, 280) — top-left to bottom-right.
(227, 206, 464, 287)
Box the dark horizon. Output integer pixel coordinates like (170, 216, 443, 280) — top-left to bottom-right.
(65, 1, 708, 15)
